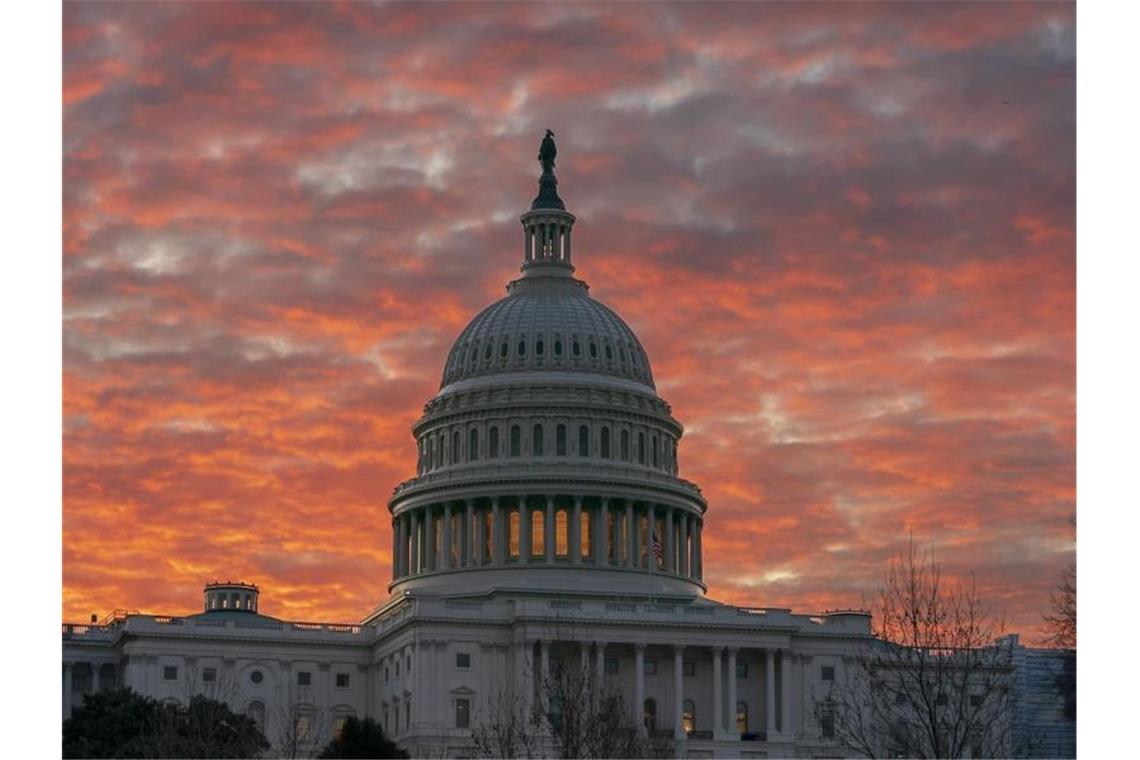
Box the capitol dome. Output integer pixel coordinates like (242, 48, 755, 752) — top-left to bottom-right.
(388, 134, 707, 599)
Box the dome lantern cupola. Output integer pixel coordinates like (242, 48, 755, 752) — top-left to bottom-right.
(520, 129, 576, 277)
(203, 580, 259, 613)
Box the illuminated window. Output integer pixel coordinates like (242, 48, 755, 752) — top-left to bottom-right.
(509, 511, 519, 558)
(532, 509, 545, 557)
(295, 711, 312, 742)
(533, 424, 544, 456)
(334, 715, 350, 740)
(483, 511, 492, 562)
(683, 700, 695, 734)
(736, 702, 748, 733)
(640, 515, 649, 567)
(606, 512, 616, 562)
(580, 510, 591, 558)
(556, 424, 567, 455)
(556, 510, 568, 556)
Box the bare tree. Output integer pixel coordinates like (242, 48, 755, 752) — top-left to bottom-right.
(472, 621, 674, 759)
(274, 695, 329, 759)
(1043, 562, 1075, 650)
(817, 540, 1019, 759)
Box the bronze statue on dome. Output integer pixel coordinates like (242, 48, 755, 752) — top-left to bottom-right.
(538, 129, 557, 173)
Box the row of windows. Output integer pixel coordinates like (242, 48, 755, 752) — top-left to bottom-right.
(417, 423, 677, 473)
(381, 653, 413, 683)
(164, 665, 353, 688)
(448, 333, 649, 379)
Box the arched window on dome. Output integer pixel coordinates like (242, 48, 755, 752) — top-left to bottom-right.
(555, 509, 568, 556)
(536, 339, 544, 356)
(580, 509, 591, 558)
(620, 430, 630, 461)
(554, 337, 563, 356)
(488, 426, 499, 459)
(468, 428, 479, 461)
(683, 700, 695, 734)
(604, 343, 613, 361)
(517, 337, 527, 357)
(510, 426, 521, 457)
(556, 424, 567, 456)
(453, 431, 461, 465)
(508, 511, 519, 559)
(500, 341, 508, 359)
(484, 343, 492, 361)
(644, 698, 657, 732)
(653, 434, 660, 468)
(638, 432, 646, 464)
(469, 342, 479, 366)
(600, 427, 611, 459)
(532, 509, 545, 559)
(533, 424, 544, 457)
(589, 340, 598, 359)
(572, 338, 581, 357)
(578, 425, 589, 457)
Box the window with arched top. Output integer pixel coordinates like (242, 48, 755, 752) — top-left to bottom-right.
(638, 432, 646, 464)
(500, 341, 508, 358)
(589, 340, 598, 358)
(600, 427, 610, 459)
(554, 338, 563, 356)
(533, 424, 544, 456)
(556, 424, 567, 456)
(469, 429, 479, 461)
(517, 337, 526, 357)
(509, 511, 520, 558)
(484, 344, 492, 360)
(620, 429, 630, 461)
(555, 510, 568, 556)
(510, 425, 521, 457)
(489, 427, 499, 459)
(453, 431, 461, 465)
(644, 698, 657, 731)
(536, 339, 544, 356)
(736, 701, 748, 733)
(532, 509, 545, 558)
(652, 434, 659, 468)
(683, 699, 695, 734)
(578, 425, 589, 457)
(604, 343, 613, 361)
(572, 339, 581, 357)
(247, 701, 265, 730)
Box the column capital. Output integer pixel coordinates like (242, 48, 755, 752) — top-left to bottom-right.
(726, 646, 739, 655)
(634, 642, 646, 653)
(711, 645, 725, 654)
(673, 644, 686, 655)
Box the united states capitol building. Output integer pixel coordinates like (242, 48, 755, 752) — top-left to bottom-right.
(62, 137, 1073, 759)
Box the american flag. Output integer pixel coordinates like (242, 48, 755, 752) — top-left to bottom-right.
(651, 532, 663, 565)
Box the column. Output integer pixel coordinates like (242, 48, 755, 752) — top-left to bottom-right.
(679, 513, 689, 577)
(594, 499, 607, 564)
(475, 503, 486, 565)
(410, 510, 421, 574)
(564, 227, 572, 263)
(426, 507, 437, 570)
(492, 497, 504, 565)
(594, 642, 606, 708)
(664, 507, 675, 573)
(545, 496, 555, 564)
(400, 515, 410, 575)
(634, 644, 646, 734)
(92, 663, 101, 695)
(780, 649, 792, 735)
(673, 646, 685, 739)
(571, 496, 582, 564)
(518, 640, 534, 719)
(392, 519, 400, 579)
(518, 497, 529, 565)
(726, 648, 738, 736)
(711, 647, 723, 735)
(765, 649, 777, 736)
(466, 499, 475, 567)
(525, 227, 533, 261)
(688, 519, 697, 578)
(626, 502, 636, 567)
(62, 662, 72, 719)
(442, 504, 452, 570)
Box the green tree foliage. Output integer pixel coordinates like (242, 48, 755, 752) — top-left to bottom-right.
(317, 716, 408, 759)
(63, 688, 268, 759)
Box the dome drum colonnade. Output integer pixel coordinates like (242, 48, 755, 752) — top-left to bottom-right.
(388, 132, 707, 597)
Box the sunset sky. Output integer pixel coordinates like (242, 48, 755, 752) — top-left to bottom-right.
(62, 1, 1075, 642)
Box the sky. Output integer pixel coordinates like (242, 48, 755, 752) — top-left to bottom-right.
(62, 1, 1075, 642)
